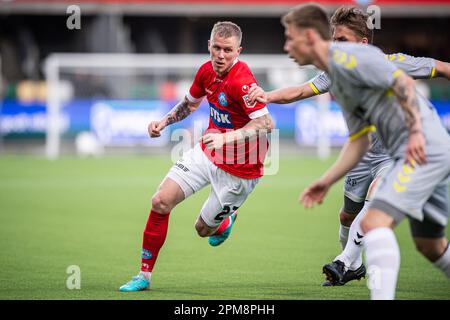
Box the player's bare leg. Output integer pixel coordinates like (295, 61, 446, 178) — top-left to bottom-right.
(195, 211, 238, 247)
(195, 215, 219, 237)
(119, 177, 185, 292)
(361, 208, 398, 300)
(414, 237, 450, 277)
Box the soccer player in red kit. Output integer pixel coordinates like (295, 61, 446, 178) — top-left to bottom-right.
(119, 21, 274, 292)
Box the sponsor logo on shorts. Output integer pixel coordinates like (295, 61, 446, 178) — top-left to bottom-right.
(141, 249, 152, 260)
(345, 176, 357, 187)
(175, 161, 189, 172)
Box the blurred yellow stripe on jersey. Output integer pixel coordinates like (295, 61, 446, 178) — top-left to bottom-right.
(309, 82, 320, 95)
(431, 67, 436, 78)
(349, 125, 376, 141)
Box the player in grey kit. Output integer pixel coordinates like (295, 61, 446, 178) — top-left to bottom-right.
(284, 3, 450, 300)
(248, 5, 450, 286)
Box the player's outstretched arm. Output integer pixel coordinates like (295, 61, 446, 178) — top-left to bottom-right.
(247, 83, 316, 104)
(392, 72, 427, 165)
(148, 96, 201, 138)
(300, 134, 370, 208)
(201, 114, 274, 150)
(435, 60, 450, 80)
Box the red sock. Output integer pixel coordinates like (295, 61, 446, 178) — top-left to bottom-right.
(213, 212, 238, 236)
(141, 210, 170, 272)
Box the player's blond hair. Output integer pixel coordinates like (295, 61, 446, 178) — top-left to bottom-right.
(282, 3, 332, 40)
(210, 21, 242, 46)
(331, 6, 373, 43)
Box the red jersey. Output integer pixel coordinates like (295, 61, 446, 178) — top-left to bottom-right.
(188, 60, 269, 179)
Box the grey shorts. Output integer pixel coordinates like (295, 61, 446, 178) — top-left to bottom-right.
(370, 147, 450, 238)
(344, 152, 393, 203)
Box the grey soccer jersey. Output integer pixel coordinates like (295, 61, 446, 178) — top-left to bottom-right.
(308, 51, 436, 157)
(327, 42, 448, 158)
(308, 52, 436, 94)
(384, 53, 436, 80)
(327, 42, 450, 227)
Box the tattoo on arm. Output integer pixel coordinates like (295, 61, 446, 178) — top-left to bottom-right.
(393, 75, 421, 133)
(165, 97, 194, 126)
(238, 114, 274, 141)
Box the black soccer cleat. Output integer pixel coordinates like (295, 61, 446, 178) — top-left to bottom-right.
(340, 263, 366, 285)
(321, 280, 333, 287)
(322, 260, 346, 286)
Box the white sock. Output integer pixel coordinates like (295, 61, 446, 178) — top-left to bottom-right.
(364, 227, 400, 300)
(335, 203, 368, 270)
(339, 224, 350, 250)
(139, 271, 152, 280)
(434, 243, 450, 278)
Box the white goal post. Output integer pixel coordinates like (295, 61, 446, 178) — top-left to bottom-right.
(44, 53, 330, 160)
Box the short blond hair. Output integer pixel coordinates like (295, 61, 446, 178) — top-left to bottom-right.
(210, 21, 242, 46)
(282, 3, 331, 40)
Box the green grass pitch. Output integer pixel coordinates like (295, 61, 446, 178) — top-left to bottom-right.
(0, 154, 449, 300)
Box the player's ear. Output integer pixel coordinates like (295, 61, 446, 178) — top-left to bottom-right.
(237, 46, 242, 55)
(305, 28, 315, 43)
(361, 37, 369, 44)
(208, 39, 211, 51)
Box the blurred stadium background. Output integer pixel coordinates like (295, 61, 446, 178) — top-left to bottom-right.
(0, 0, 449, 156)
(0, 0, 449, 300)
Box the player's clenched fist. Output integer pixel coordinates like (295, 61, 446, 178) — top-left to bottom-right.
(148, 120, 166, 138)
(201, 133, 225, 150)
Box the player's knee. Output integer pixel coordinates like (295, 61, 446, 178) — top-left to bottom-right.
(151, 193, 172, 214)
(339, 211, 356, 227)
(360, 215, 375, 234)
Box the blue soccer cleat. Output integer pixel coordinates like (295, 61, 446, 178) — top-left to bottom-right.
(119, 274, 150, 292)
(208, 213, 237, 247)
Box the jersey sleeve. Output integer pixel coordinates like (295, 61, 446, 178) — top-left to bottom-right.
(331, 45, 400, 90)
(187, 64, 207, 103)
(387, 53, 436, 79)
(342, 108, 375, 141)
(232, 74, 269, 120)
(308, 72, 331, 94)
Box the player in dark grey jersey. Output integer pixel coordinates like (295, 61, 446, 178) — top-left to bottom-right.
(248, 5, 450, 286)
(284, 3, 450, 300)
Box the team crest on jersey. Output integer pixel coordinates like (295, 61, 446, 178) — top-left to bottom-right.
(209, 102, 233, 129)
(242, 94, 256, 109)
(218, 92, 228, 106)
